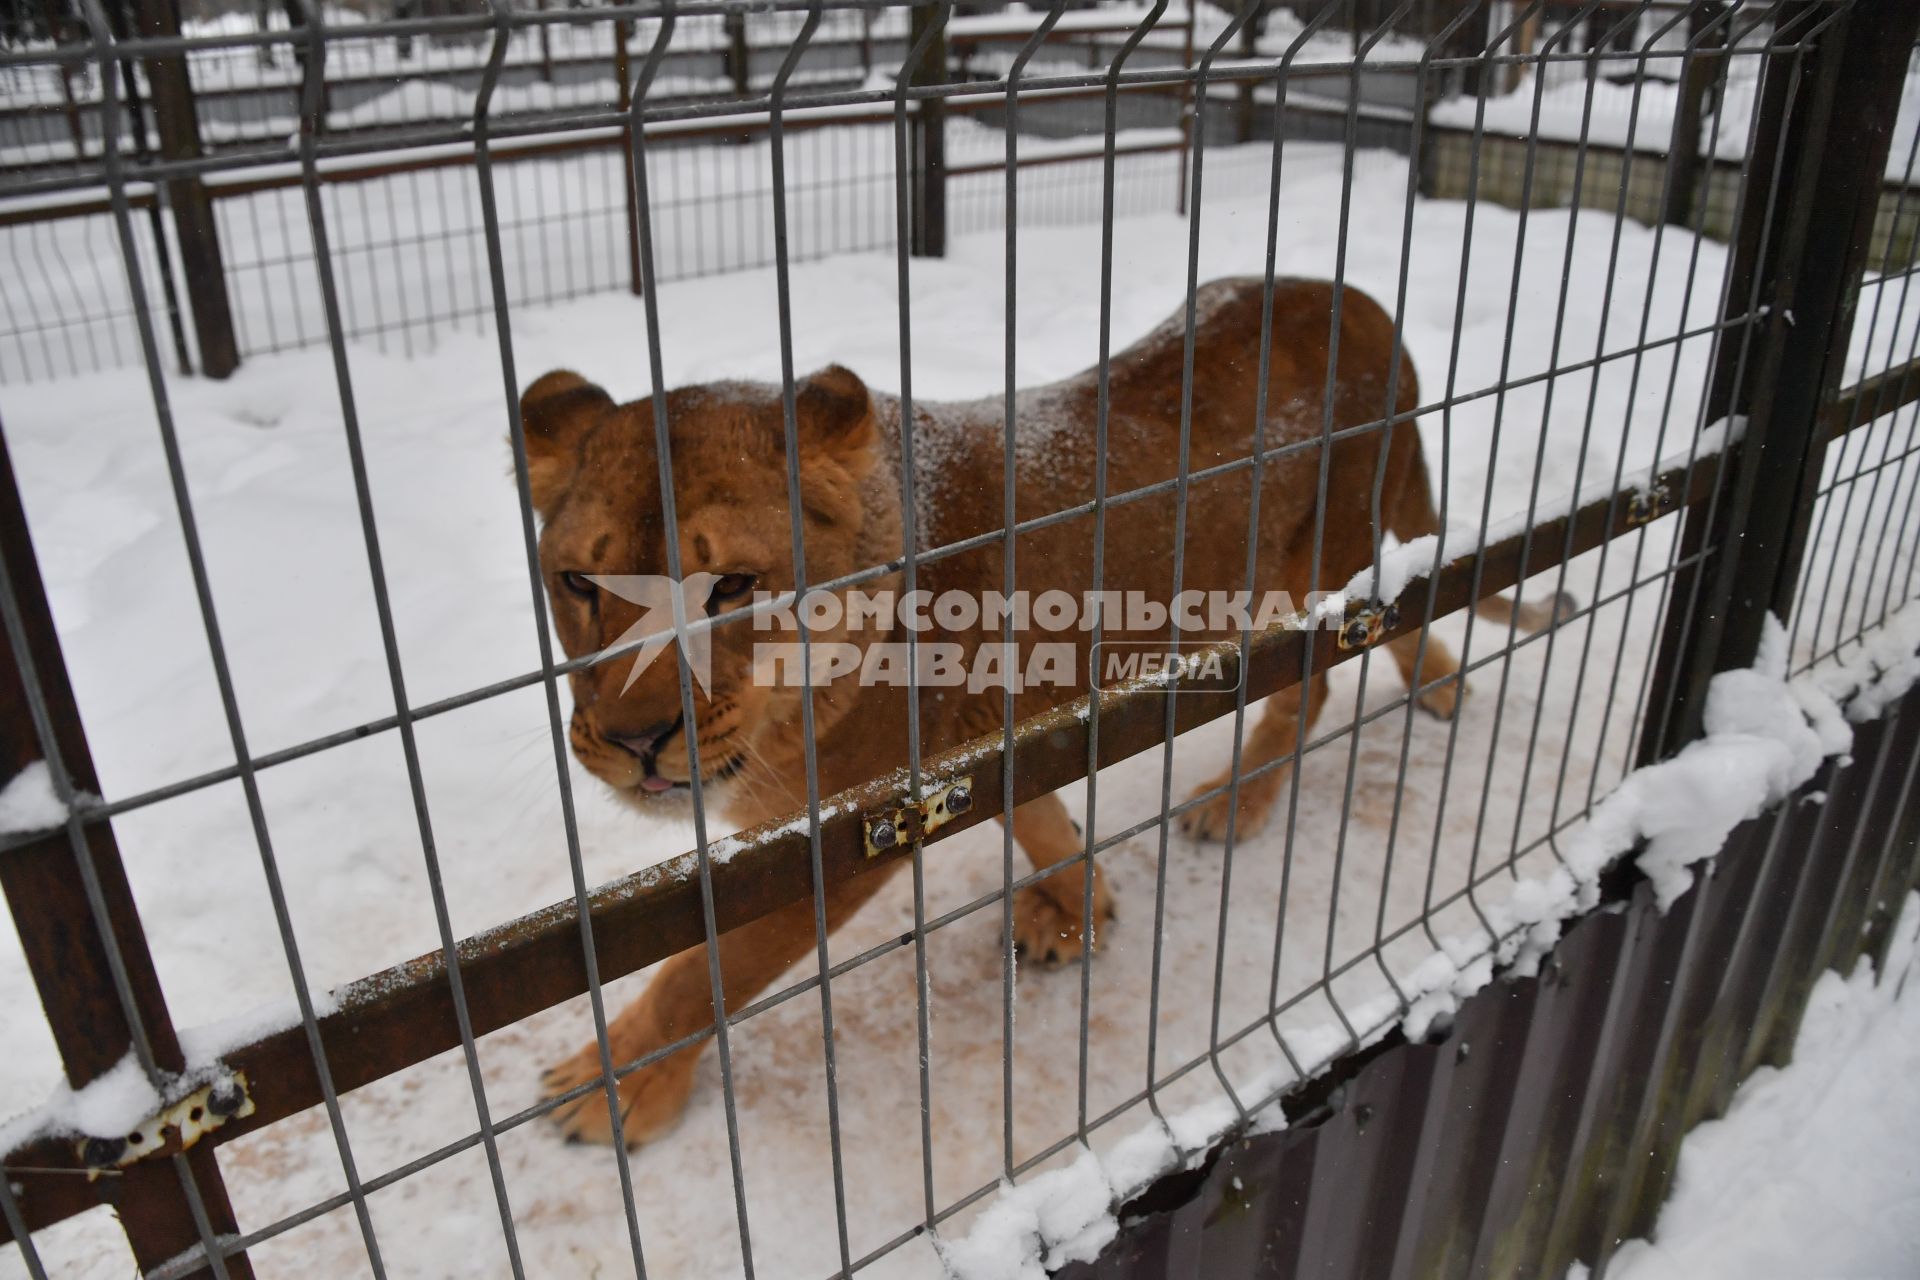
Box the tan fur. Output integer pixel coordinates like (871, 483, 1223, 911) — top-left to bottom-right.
(521, 278, 1553, 1146)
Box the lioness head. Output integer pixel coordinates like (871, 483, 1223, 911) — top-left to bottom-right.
(518, 365, 893, 812)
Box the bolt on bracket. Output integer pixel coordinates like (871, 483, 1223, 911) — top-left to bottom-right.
(1336, 601, 1402, 652)
(78, 1071, 255, 1176)
(1626, 480, 1674, 527)
(864, 775, 973, 857)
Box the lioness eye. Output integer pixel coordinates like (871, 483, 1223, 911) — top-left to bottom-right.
(709, 573, 755, 606)
(559, 571, 596, 598)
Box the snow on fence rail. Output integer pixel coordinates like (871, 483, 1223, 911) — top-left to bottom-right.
(4, 2, 1920, 1279)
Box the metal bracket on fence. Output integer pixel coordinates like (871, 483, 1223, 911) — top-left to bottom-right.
(864, 776, 973, 857)
(77, 1072, 254, 1176)
(1626, 480, 1675, 528)
(1336, 602, 1401, 652)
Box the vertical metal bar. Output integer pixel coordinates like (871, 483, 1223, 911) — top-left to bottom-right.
(1415, 0, 1550, 947)
(74, 6, 387, 1274)
(890, 0, 952, 1228)
(1640, 0, 1920, 764)
(762, 6, 856, 1271)
(0, 1173, 48, 1280)
(997, 0, 1070, 1182)
(1151, 0, 1280, 1129)
(1082, 0, 1170, 1138)
(1470, 1, 1646, 876)
(1544, 0, 1748, 828)
(1439, 1, 1595, 923)
(1261, 0, 1441, 1046)
(1822, 215, 1920, 657)
(472, 4, 650, 1275)
(625, 2, 759, 1267)
(1289, 0, 1427, 1052)
(1366, 0, 1491, 1002)
(1587, 0, 1776, 802)
(1184, 0, 1305, 1127)
(287, 3, 527, 1274)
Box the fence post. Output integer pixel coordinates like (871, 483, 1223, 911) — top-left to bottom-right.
(537, 0, 552, 83)
(132, 0, 240, 379)
(1637, 0, 1920, 766)
(0, 423, 252, 1277)
(908, 2, 946, 258)
(106, 0, 195, 376)
(724, 10, 749, 97)
(1659, 1, 1725, 230)
(41, 0, 87, 157)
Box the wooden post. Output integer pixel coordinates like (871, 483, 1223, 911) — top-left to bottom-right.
(908, 3, 947, 258)
(132, 0, 239, 378)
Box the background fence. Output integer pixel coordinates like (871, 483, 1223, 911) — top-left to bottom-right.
(17, 1, 1918, 386)
(2, 1, 1920, 1278)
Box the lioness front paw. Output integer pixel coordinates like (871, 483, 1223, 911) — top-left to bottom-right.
(542, 1040, 697, 1148)
(1180, 769, 1282, 842)
(1415, 677, 1466, 721)
(1013, 872, 1114, 967)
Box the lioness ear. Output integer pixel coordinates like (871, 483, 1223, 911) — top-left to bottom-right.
(796, 364, 877, 479)
(519, 370, 612, 517)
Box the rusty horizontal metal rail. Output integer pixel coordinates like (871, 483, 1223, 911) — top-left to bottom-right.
(1823, 357, 1920, 441)
(0, 83, 1188, 211)
(0, 31, 1819, 203)
(0, 186, 156, 226)
(0, 445, 1721, 1243)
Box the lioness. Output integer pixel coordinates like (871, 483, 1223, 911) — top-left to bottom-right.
(522, 277, 1557, 1146)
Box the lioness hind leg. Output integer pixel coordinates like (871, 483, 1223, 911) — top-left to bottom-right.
(1390, 629, 1466, 720)
(1005, 792, 1114, 967)
(1181, 675, 1330, 843)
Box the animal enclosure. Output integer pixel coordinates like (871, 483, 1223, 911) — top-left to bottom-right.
(2, 2, 1920, 1279)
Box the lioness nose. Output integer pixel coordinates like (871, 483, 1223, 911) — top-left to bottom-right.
(607, 719, 679, 761)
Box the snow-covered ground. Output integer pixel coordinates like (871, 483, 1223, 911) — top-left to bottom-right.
(1590, 894, 1920, 1280)
(2, 133, 1919, 1279)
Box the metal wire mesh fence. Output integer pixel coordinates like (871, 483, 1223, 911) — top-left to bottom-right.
(0, 1, 1917, 1278)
